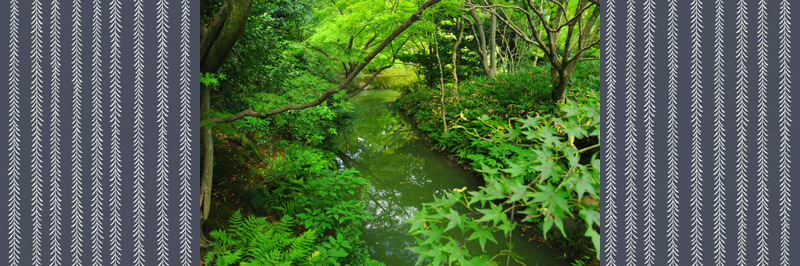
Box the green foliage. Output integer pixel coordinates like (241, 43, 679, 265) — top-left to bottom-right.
(570, 255, 594, 266)
(204, 210, 317, 266)
(569, 61, 601, 91)
(211, 73, 353, 145)
(255, 74, 352, 145)
(398, 66, 556, 156)
(201, 72, 227, 88)
(399, 16, 487, 88)
(398, 63, 600, 161)
(215, 0, 314, 94)
(203, 0, 603, 264)
(249, 145, 384, 266)
(406, 100, 601, 264)
(308, 0, 419, 72)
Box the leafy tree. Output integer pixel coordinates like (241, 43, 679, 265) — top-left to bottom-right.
(468, 0, 601, 102)
(307, 0, 417, 78)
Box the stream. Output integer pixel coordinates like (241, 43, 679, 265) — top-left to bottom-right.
(332, 89, 568, 266)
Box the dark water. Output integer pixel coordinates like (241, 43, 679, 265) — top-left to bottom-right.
(332, 90, 568, 266)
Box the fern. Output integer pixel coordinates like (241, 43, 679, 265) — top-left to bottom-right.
(205, 210, 318, 266)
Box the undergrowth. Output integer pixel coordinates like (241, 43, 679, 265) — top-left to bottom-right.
(398, 62, 601, 265)
(204, 138, 384, 265)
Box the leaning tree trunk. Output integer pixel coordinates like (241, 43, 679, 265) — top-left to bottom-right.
(199, 87, 214, 223)
(467, 9, 495, 78)
(198, 0, 253, 226)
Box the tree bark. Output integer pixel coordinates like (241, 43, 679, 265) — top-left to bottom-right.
(466, 9, 494, 78)
(200, 87, 214, 222)
(434, 33, 448, 137)
(489, 6, 497, 76)
(200, 0, 253, 73)
(451, 17, 465, 92)
(550, 60, 576, 102)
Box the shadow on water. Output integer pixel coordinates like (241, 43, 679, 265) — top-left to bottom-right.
(332, 89, 568, 266)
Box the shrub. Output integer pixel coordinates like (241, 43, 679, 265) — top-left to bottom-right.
(407, 100, 601, 264)
(251, 145, 384, 266)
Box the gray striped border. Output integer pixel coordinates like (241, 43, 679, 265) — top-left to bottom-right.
(0, 0, 198, 265)
(603, 1, 796, 265)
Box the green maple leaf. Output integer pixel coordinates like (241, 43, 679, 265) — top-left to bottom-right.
(533, 157, 558, 182)
(532, 184, 569, 213)
(535, 127, 560, 146)
(443, 209, 461, 232)
(572, 171, 597, 199)
(501, 162, 525, 177)
(468, 224, 497, 252)
(518, 115, 539, 128)
(563, 125, 588, 139)
(585, 228, 600, 259)
(476, 162, 499, 176)
(505, 178, 528, 203)
(476, 204, 504, 226)
(580, 209, 601, 229)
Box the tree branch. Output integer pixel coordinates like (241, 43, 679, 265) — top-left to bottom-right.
(209, 0, 442, 124)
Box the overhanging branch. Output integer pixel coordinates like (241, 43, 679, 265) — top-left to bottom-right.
(209, 0, 442, 124)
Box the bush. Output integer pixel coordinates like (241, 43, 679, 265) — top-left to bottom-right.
(398, 65, 601, 264)
(249, 145, 384, 266)
(205, 143, 384, 266)
(211, 72, 354, 146)
(397, 64, 599, 167)
(407, 100, 601, 264)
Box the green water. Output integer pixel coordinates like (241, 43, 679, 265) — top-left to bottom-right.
(332, 90, 568, 266)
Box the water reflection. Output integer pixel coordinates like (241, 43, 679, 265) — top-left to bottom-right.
(333, 90, 566, 266)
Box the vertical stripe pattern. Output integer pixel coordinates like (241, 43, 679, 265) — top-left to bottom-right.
(623, 0, 638, 265)
(604, 1, 799, 264)
(778, 1, 792, 265)
(2, 0, 195, 264)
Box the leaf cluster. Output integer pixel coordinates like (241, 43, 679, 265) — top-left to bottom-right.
(205, 211, 318, 266)
(253, 145, 384, 266)
(406, 96, 601, 264)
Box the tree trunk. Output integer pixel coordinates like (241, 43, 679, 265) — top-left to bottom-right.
(467, 9, 493, 78)
(551, 76, 568, 103)
(197, 0, 253, 227)
(434, 33, 448, 137)
(452, 18, 465, 92)
(550, 61, 576, 102)
(200, 0, 253, 73)
(200, 87, 214, 222)
(489, 8, 497, 77)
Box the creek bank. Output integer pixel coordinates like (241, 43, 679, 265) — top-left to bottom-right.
(395, 90, 600, 266)
(333, 89, 568, 265)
